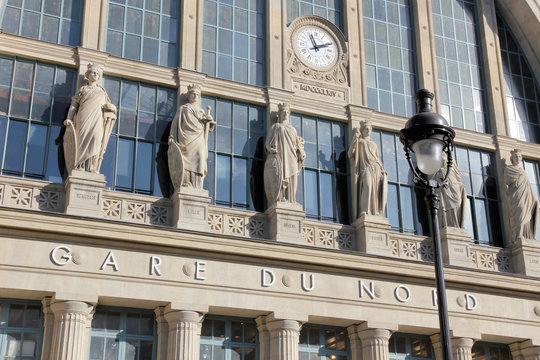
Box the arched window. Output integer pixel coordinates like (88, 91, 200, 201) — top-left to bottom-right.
(498, 12, 540, 143)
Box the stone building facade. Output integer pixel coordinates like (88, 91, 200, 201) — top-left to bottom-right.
(0, 0, 539, 359)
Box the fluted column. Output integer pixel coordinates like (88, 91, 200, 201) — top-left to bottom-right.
(431, 335, 474, 360)
(266, 318, 301, 360)
(164, 310, 203, 360)
(154, 307, 169, 360)
(256, 316, 271, 360)
(48, 301, 94, 360)
(356, 328, 392, 360)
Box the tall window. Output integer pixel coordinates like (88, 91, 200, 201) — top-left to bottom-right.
(299, 324, 349, 360)
(363, 0, 417, 117)
(200, 317, 257, 360)
(202, 0, 266, 86)
(432, 0, 487, 132)
(201, 96, 266, 211)
(389, 333, 434, 360)
(290, 113, 349, 224)
(522, 159, 540, 240)
(0, 300, 43, 360)
(0, 56, 76, 183)
(372, 130, 429, 235)
(472, 342, 512, 360)
(88, 308, 156, 360)
(287, 0, 343, 31)
(498, 13, 540, 143)
(106, 0, 180, 67)
(0, 0, 83, 46)
(102, 77, 177, 197)
(455, 146, 503, 246)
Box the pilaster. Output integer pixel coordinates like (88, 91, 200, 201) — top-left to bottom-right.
(265, 317, 301, 360)
(477, 0, 508, 136)
(41, 298, 55, 360)
(344, 0, 364, 105)
(48, 300, 94, 360)
(180, 0, 201, 70)
(413, 0, 440, 111)
(155, 307, 169, 360)
(256, 315, 271, 360)
(431, 335, 474, 360)
(80, 0, 106, 51)
(349, 325, 392, 360)
(267, 0, 286, 88)
(163, 309, 204, 360)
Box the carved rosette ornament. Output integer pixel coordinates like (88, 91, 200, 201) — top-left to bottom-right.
(287, 16, 349, 86)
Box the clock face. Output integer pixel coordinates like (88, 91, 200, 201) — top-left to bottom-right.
(295, 27, 337, 68)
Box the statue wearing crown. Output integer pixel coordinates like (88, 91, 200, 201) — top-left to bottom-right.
(63, 63, 117, 174)
(168, 84, 216, 191)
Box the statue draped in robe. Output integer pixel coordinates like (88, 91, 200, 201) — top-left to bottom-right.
(348, 121, 387, 218)
(264, 103, 305, 205)
(504, 149, 539, 244)
(433, 153, 467, 228)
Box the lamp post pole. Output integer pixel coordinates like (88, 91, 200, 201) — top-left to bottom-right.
(400, 89, 455, 360)
(426, 180, 453, 360)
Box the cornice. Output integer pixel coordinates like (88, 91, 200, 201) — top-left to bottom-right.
(0, 207, 539, 296)
(203, 77, 267, 105)
(104, 55, 177, 87)
(0, 33, 76, 67)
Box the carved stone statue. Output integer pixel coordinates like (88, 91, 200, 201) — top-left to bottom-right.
(348, 120, 387, 218)
(504, 149, 539, 244)
(264, 103, 306, 205)
(433, 152, 467, 228)
(63, 63, 117, 174)
(168, 84, 216, 191)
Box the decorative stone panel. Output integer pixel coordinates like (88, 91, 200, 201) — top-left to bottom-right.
(303, 220, 354, 250)
(207, 206, 266, 239)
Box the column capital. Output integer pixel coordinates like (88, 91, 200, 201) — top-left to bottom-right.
(164, 309, 204, 360)
(431, 334, 475, 360)
(347, 324, 392, 360)
(163, 309, 204, 325)
(50, 300, 94, 316)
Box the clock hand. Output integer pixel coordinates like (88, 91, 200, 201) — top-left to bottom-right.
(309, 34, 319, 52)
(317, 43, 333, 48)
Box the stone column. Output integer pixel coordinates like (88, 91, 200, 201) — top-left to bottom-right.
(266, 318, 301, 360)
(344, 0, 364, 105)
(164, 309, 203, 360)
(511, 340, 540, 360)
(355, 328, 392, 360)
(48, 301, 94, 360)
(180, 0, 200, 70)
(431, 335, 474, 360)
(80, 0, 106, 50)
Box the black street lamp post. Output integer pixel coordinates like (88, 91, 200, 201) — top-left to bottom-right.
(399, 89, 455, 360)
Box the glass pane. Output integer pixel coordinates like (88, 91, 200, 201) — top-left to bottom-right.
(5, 120, 27, 173)
(25, 123, 48, 176)
(216, 155, 231, 203)
(117, 138, 135, 189)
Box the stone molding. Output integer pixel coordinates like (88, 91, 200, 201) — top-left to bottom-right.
(511, 340, 540, 360)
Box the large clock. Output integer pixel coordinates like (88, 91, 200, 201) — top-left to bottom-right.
(295, 27, 337, 68)
(288, 16, 348, 86)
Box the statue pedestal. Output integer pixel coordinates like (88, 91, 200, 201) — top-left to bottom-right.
(440, 227, 474, 267)
(512, 238, 540, 277)
(171, 187, 211, 231)
(64, 170, 106, 217)
(354, 213, 392, 256)
(266, 202, 305, 244)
